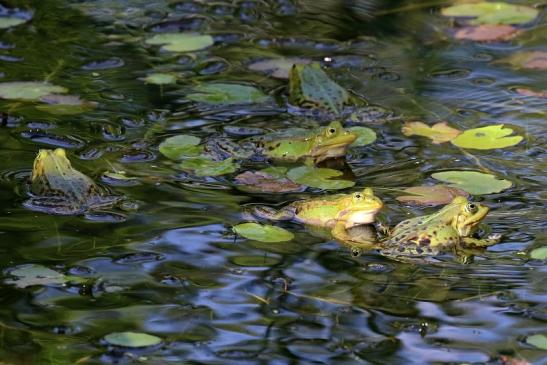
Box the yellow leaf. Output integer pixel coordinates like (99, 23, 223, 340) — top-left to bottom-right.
(401, 122, 461, 144)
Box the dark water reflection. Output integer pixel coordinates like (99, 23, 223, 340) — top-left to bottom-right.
(0, 0, 546, 364)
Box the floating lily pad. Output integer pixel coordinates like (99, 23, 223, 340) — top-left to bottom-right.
(431, 171, 512, 195)
(441, 2, 539, 25)
(530, 247, 547, 260)
(287, 166, 354, 190)
(0, 82, 67, 101)
(501, 51, 547, 70)
(186, 83, 271, 105)
(0, 16, 28, 29)
(233, 222, 294, 242)
(159, 135, 203, 160)
(35, 94, 97, 115)
(454, 24, 519, 42)
(401, 121, 461, 144)
(144, 73, 177, 85)
(248, 57, 311, 79)
(145, 33, 214, 52)
(234, 169, 306, 193)
(179, 157, 239, 176)
(525, 334, 547, 350)
(451, 124, 523, 150)
(396, 185, 469, 206)
(349, 126, 376, 147)
(4, 264, 79, 288)
(104, 332, 162, 348)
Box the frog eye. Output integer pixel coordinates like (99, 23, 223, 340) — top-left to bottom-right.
(354, 193, 362, 200)
(466, 203, 478, 213)
(327, 127, 336, 136)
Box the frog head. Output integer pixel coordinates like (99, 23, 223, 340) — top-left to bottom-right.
(448, 197, 490, 237)
(31, 148, 72, 184)
(309, 121, 357, 163)
(338, 187, 384, 228)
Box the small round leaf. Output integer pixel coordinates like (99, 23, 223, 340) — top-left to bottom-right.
(144, 73, 177, 85)
(451, 124, 523, 150)
(145, 33, 214, 52)
(179, 157, 239, 176)
(530, 247, 547, 260)
(526, 334, 547, 350)
(159, 135, 202, 160)
(287, 166, 354, 190)
(233, 222, 294, 242)
(104, 332, 162, 348)
(0, 82, 67, 101)
(431, 171, 512, 195)
(349, 127, 377, 147)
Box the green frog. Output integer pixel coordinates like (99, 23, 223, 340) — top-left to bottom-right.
(25, 148, 121, 215)
(256, 121, 357, 164)
(253, 188, 383, 243)
(289, 63, 350, 114)
(375, 196, 502, 258)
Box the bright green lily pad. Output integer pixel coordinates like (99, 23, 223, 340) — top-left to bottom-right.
(0, 82, 68, 101)
(287, 166, 355, 190)
(349, 127, 377, 147)
(4, 264, 82, 288)
(0, 17, 28, 29)
(159, 135, 203, 160)
(431, 171, 512, 195)
(186, 83, 271, 105)
(233, 222, 294, 242)
(144, 73, 177, 85)
(104, 332, 162, 348)
(179, 157, 239, 177)
(145, 33, 214, 52)
(441, 2, 538, 25)
(451, 124, 523, 150)
(530, 247, 547, 260)
(526, 334, 547, 350)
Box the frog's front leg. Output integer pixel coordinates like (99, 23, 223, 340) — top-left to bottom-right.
(462, 233, 502, 247)
(252, 205, 295, 221)
(331, 221, 378, 252)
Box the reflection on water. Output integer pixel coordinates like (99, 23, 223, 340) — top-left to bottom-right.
(0, 0, 545, 363)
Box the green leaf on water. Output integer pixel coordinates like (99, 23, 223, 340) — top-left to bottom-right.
(144, 73, 177, 85)
(104, 332, 162, 348)
(233, 222, 294, 242)
(530, 247, 547, 260)
(396, 185, 469, 206)
(526, 334, 547, 350)
(248, 57, 311, 79)
(0, 17, 28, 29)
(0, 82, 68, 101)
(287, 166, 355, 190)
(159, 135, 203, 160)
(451, 124, 523, 150)
(441, 2, 539, 25)
(145, 33, 214, 52)
(179, 157, 239, 177)
(186, 83, 271, 105)
(349, 126, 377, 147)
(4, 264, 83, 288)
(431, 171, 512, 195)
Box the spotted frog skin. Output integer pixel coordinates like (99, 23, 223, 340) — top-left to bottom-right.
(379, 196, 501, 257)
(289, 63, 350, 114)
(253, 188, 383, 243)
(257, 121, 357, 164)
(26, 148, 119, 215)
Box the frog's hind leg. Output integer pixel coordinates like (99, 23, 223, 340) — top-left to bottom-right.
(462, 233, 502, 247)
(252, 206, 295, 221)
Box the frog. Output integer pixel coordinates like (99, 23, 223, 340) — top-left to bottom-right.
(289, 63, 351, 115)
(25, 148, 121, 216)
(252, 187, 384, 243)
(373, 196, 502, 258)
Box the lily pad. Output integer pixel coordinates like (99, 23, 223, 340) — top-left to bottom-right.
(4, 264, 78, 288)
(431, 171, 512, 195)
(501, 51, 547, 70)
(441, 2, 538, 25)
(144, 73, 177, 85)
(186, 83, 271, 105)
(349, 126, 376, 147)
(248, 57, 311, 79)
(234, 169, 306, 193)
(530, 247, 547, 260)
(525, 334, 547, 350)
(104, 332, 162, 348)
(159, 135, 203, 160)
(233, 222, 294, 242)
(145, 33, 214, 52)
(401, 121, 461, 144)
(396, 185, 469, 206)
(35, 94, 97, 115)
(287, 166, 354, 190)
(451, 124, 523, 150)
(454, 24, 519, 42)
(179, 157, 239, 177)
(0, 16, 28, 29)
(0, 82, 67, 101)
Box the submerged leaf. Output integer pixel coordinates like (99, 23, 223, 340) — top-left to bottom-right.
(515, 88, 547, 98)
(0, 16, 28, 29)
(501, 51, 547, 70)
(186, 83, 271, 105)
(454, 24, 519, 42)
(248, 57, 311, 79)
(396, 185, 469, 206)
(287, 166, 354, 190)
(349, 127, 376, 147)
(104, 332, 162, 348)
(451, 124, 522, 150)
(179, 157, 239, 176)
(144, 73, 177, 85)
(233, 222, 294, 242)
(525, 334, 547, 350)
(234, 169, 306, 193)
(4, 264, 78, 288)
(36, 94, 97, 115)
(431, 171, 512, 195)
(159, 135, 203, 160)
(530, 247, 547, 260)
(145, 33, 214, 52)
(0, 82, 67, 101)
(401, 121, 461, 144)
(441, 2, 538, 25)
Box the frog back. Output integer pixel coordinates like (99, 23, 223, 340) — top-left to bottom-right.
(292, 197, 345, 226)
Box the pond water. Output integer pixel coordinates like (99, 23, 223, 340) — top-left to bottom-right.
(0, 0, 546, 364)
